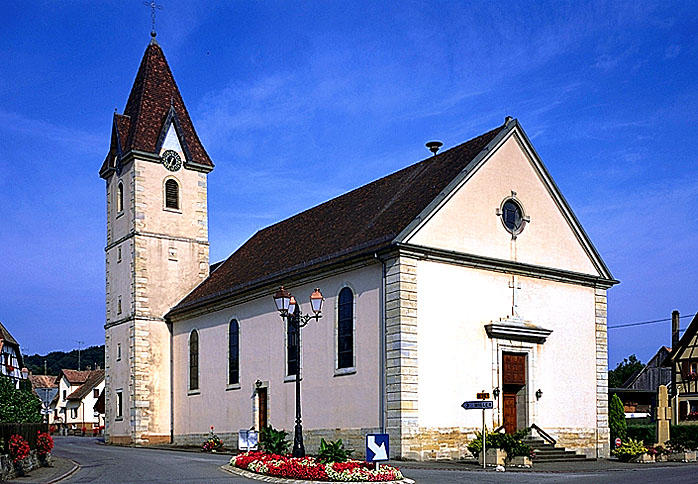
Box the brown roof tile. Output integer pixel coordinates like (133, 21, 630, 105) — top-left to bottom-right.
(29, 375, 57, 389)
(170, 123, 506, 314)
(67, 370, 105, 401)
(100, 41, 213, 178)
(0, 322, 19, 347)
(58, 369, 92, 385)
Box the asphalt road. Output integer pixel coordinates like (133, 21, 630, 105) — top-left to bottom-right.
(52, 437, 698, 484)
(52, 437, 239, 483)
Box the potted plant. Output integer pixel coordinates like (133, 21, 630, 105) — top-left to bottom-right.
(8, 434, 31, 476)
(36, 431, 54, 466)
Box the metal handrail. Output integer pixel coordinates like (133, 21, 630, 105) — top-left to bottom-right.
(530, 423, 557, 446)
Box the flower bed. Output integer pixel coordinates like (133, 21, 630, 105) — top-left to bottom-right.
(232, 451, 404, 482)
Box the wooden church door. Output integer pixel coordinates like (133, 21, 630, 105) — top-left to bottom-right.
(502, 352, 527, 433)
(503, 394, 517, 434)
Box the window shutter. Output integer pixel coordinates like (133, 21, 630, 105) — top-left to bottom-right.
(165, 180, 179, 209)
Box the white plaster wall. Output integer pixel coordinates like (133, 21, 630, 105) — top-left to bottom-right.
(417, 260, 597, 431)
(407, 134, 600, 276)
(106, 323, 131, 436)
(172, 263, 382, 437)
(66, 381, 105, 425)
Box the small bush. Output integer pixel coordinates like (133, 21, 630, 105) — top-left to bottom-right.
(669, 425, 698, 451)
(260, 425, 290, 455)
(36, 431, 54, 457)
(317, 438, 353, 464)
(467, 428, 531, 460)
(612, 438, 647, 462)
(8, 434, 30, 464)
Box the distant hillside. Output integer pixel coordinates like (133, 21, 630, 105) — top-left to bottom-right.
(24, 345, 105, 376)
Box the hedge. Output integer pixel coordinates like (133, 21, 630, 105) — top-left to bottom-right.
(626, 424, 655, 444)
(624, 424, 698, 450)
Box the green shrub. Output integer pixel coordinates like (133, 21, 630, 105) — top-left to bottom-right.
(259, 425, 290, 455)
(467, 428, 531, 460)
(609, 393, 627, 444)
(0, 376, 42, 423)
(612, 438, 647, 462)
(626, 424, 655, 444)
(316, 438, 353, 463)
(668, 425, 698, 451)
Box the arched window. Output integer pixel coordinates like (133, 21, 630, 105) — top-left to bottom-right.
(337, 287, 354, 369)
(165, 179, 179, 210)
(287, 317, 299, 377)
(228, 319, 240, 385)
(116, 182, 124, 213)
(189, 329, 199, 391)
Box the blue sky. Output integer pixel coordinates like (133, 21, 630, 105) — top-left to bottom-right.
(0, 1, 696, 367)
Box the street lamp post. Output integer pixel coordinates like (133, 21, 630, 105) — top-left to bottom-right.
(273, 286, 324, 458)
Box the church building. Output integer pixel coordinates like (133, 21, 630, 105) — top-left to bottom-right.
(100, 37, 618, 460)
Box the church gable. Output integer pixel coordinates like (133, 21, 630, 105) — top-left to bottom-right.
(403, 123, 612, 279)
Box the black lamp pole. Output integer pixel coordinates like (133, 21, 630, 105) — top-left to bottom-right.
(273, 286, 324, 459)
(289, 305, 305, 457)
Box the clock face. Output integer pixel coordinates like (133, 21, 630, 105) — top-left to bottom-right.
(162, 150, 182, 172)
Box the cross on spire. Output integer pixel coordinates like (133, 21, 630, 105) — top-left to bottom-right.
(143, 1, 163, 39)
(509, 275, 522, 318)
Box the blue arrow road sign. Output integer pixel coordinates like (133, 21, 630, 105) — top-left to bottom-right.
(366, 433, 389, 462)
(461, 400, 493, 410)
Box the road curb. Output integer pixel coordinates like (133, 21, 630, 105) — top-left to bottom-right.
(220, 464, 415, 484)
(46, 459, 80, 484)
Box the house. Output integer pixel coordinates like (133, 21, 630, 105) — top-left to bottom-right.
(0, 322, 25, 388)
(54, 369, 105, 433)
(29, 374, 59, 423)
(611, 346, 672, 419)
(101, 38, 618, 459)
(671, 312, 698, 423)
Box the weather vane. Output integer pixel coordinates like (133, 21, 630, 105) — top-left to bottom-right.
(143, 1, 163, 39)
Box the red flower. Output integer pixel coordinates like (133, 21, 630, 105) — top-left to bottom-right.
(36, 431, 54, 457)
(9, 435, 30, 464)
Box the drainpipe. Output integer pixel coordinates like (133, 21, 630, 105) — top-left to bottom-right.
(375, 253, 386, 433)
(168, 319, 174, 444)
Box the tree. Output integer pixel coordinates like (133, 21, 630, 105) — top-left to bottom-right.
(609, 393, 627, 445)
(0, 376, 42, 423)
(608, 354, 644, 388)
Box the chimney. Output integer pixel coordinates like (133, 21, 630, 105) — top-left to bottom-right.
(672, 310, 680, 351)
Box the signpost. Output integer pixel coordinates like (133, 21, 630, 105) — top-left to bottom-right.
(615, 437, 621, 448)
(366, 433, 389, 471)
(238, 429, 259, 452)
(462, 398, 494, 469)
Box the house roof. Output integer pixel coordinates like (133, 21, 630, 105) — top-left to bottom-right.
(0, 321, 19, 347)
(94, 389, 105, 414)
(67, 370, 105, 401)
(100, 40, 213, 178)
(672, 312, 698, 361)
(56, 369, 92, 386)
(170, 122, 507, 315)
(29, 375, 57, 389)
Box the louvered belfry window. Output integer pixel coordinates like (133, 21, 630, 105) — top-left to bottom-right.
(165, 179, 179, 210)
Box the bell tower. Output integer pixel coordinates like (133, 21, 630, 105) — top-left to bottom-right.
(99, 38, 214, 444)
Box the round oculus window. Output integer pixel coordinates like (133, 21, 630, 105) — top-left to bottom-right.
(501, 199, 525, 234)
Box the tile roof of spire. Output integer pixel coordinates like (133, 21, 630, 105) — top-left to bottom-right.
(100, 42, 213, 178)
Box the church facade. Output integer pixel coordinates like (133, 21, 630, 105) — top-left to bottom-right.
(100, 40, 617, 459)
